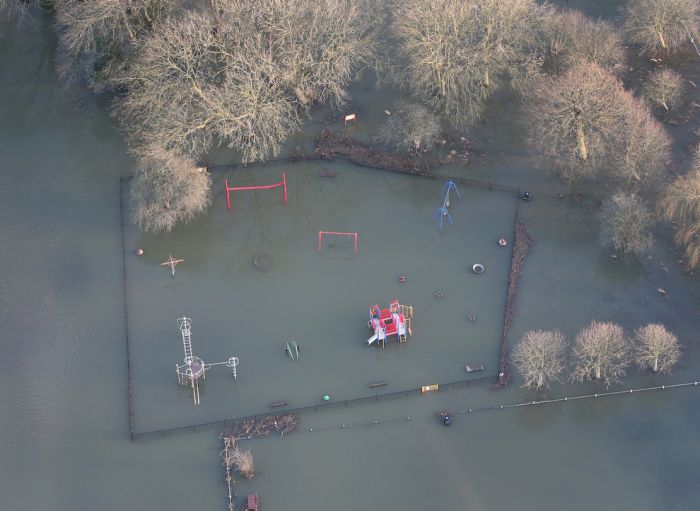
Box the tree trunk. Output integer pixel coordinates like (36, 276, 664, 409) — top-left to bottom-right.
(595, 365, 601, 380)
(658, 31, 667, 49)
(294, 87, 310, 105)
(576, 123, 587, 161)
(653, 357, 658, 373)
(437, 68, 446, 97)
(537, 373, 544, 388)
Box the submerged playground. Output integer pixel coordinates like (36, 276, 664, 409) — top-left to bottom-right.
(121, 158, 523, 435)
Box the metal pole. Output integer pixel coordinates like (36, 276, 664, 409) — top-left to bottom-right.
(282, 173, 288, 203)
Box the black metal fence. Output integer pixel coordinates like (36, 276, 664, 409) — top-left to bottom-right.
(119, 154, 523, 441)
(130, 375, 496, 441)
(207, 155, 522, 196)
(119, 177, 136, 440)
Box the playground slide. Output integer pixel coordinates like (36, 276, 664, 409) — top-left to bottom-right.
(366, 333, 378, 345)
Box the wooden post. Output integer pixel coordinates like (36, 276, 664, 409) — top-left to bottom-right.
(225, 179, 231, 210)
(318, 231, 323, 252)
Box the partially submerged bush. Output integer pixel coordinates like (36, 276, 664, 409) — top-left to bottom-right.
(634, 323, 682, 374)
(571, 321, 630, 387)
(658, 145, 700, 269)
(599, 192, 654, 255)
(380, 101, 441, 152)
(231, 447, 255, 479)
(512, 330, 567, 390)
(130, 147, 211, 234)
(643, 68, 686, 112)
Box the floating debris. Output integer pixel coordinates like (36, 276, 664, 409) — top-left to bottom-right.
(496, 210, 533, 389)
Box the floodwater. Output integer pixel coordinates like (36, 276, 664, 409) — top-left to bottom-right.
(125, 162, 516, 432)
(1, 8, 700, 511)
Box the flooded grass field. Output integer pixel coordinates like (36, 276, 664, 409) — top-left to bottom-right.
(125, 162, 517, 432)
(2, 4, 700, 510)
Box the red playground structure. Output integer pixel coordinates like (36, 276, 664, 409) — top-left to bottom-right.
(366, 299, 414, 348)
(225, 173, 287, 210)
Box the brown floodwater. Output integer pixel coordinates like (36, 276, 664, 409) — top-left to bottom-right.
(1, 5, 699, 510)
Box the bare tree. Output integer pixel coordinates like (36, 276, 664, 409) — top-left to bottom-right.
(113, 9, 300, 162)
(527, 61, 670, 187)
(643, 68, 686, 112)
(249, 0, 380, 108)
(613, 95, 671, 188)
(391, 0, 547, 127)
(634, 323, 682, 374)
(54, 0, 182, 89)
(543, 9, 625, 75)
(571, 321, 630, 387)
(622, 0, 700, 55)
(130, 146, 211, 233)
(599, 192, 654, 255)
(658, 145, 700, 269)
(380, 101, 441, 152)
(511, 330, 567, 390)
(113, 1, 376, 162)
(231, 447, 254, 479)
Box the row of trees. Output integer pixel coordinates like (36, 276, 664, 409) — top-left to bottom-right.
(512, 321, 682, 390)
(3, 0, 699, 238)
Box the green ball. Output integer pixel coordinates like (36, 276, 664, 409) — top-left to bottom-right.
(323, 395, 330, 401)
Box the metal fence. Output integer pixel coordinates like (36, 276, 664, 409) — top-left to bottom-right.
(130, 375, 497, 441)
(119, 154, 522, 441)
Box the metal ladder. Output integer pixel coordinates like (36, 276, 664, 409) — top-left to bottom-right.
(178, 317, 193, 363)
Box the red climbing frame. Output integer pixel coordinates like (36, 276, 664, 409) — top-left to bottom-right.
(318, 231, 358, 255)
(225, 173, 287, 210)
